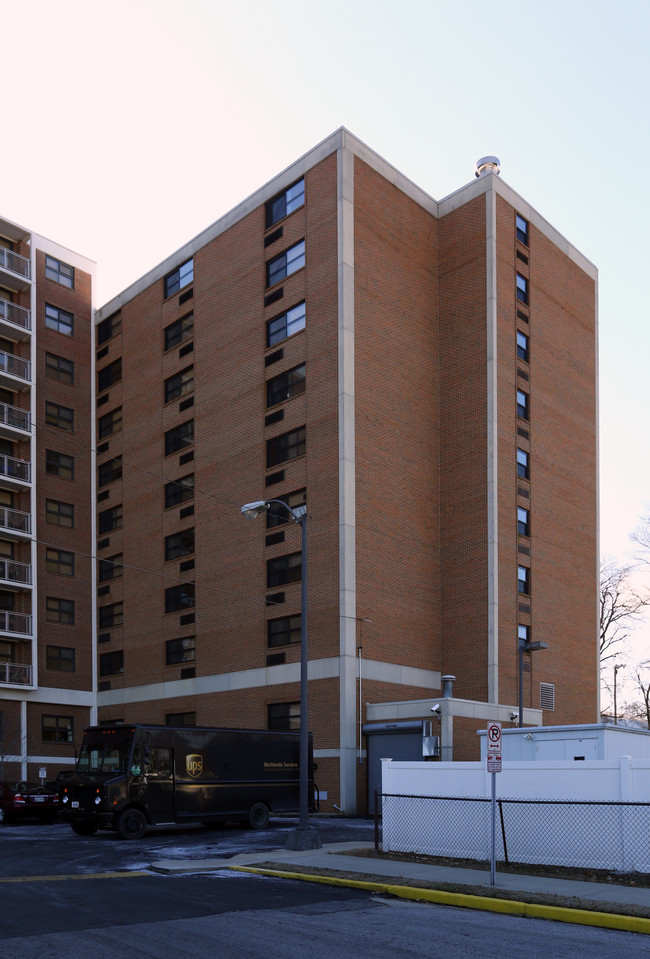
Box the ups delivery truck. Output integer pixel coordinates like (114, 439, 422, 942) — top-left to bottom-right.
(61, 724, 315, 839)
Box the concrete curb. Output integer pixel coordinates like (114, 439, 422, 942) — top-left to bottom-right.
(227, 865, 650, 936)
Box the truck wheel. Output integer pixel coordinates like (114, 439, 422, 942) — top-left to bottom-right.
(248, 802, 270, 830)
(116, 807, 147, 840)
(70, 821, 98, 836)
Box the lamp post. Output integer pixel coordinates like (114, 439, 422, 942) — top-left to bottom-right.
(518, 639, 548, 727)
(613, 663, 625, 725)
(241, 499, 321, 850)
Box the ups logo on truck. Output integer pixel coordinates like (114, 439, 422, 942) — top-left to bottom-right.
(186, 754, 203, 779)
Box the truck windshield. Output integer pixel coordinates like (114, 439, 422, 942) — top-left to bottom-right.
(77, 743, 131, 774)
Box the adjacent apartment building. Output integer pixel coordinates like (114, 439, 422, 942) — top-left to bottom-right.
(0, 217, 95, 780)
(0, 130, 598, 812)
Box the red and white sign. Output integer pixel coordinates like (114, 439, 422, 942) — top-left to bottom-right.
(487, 754, 502, 773)
(487, 722, 502, 753)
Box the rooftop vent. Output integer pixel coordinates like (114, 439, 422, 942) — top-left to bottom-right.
(475, 156, 501, 178)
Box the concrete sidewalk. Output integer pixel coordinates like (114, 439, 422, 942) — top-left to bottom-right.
(151, 841, 650, 913)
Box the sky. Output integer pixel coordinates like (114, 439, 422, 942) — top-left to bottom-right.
(3, 0, 649, 695)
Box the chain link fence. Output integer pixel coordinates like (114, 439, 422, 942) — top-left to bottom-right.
(375, 792, 650, 873)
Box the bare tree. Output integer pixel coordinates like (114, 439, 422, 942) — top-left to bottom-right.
(0, 713, 20, 780)
(600, 559, 650, 664)
(632, 509, 650, 565)
(624, 662, 650, 729)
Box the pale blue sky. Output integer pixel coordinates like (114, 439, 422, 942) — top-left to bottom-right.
(4, 0, 649, 672)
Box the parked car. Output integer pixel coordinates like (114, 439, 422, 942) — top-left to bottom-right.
(0, 781, 60, 823)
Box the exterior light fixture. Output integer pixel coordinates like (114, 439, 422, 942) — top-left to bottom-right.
(240, 498, 320, 850)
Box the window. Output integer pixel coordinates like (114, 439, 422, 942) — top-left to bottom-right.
(99, 554, 123, 582)
(46, 548, 74, 576)
(267, 489, 306, 528)
(42, 714, 73, 743)
(166, 636, 195, 665)
(518, 624, 529, 645)
(99, 649, 124, 676)
(46, 597, 75, 624)
(164, 366, 194, 403)
(266, 240, 305, 288)
(98, 456, 122, 487)
(517, 507, 530, 536)
(164, 312, 193, 350)
(46, 499, 74, 528)
(45, 303, 73, 336)
(45, 401, 74, 432)
(96, 311, 121, 346)
(98, 504, 123, 534)
(165, 528, 195, 561)
(516, 390, 529, 420)
(46, 645, 75, 672)
(517, 448, 529, 479)
(266, 179, 305, 228)
(46, 450, 74, 480)
(99, 602, 123, 629)
(45, 352, 74, 385)
(266, 302, 306, 348)
(98, 407, 122, 439)
(97, 358, 122, 393)
(165, 473, 194, 508)
(166, 711, 195, 726)
(516, 331, 529, 362)
(516, 273, 528, 305)
(268, 614, 301, 647)
(165, 583, 195, 612)
(266, 364, 306, 407)
(267, 552, 302, 588)
(266, 426, 306, 468)
(45, 255, 74, 289)
(516, 214, 528, 245)
(268, 702, 300, 731)
(517, 565, 530, 595)
(164, 258, 193, 298)
(165, 420, 194, 455)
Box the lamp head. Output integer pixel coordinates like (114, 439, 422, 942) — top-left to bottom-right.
(241, 501, 269, 519)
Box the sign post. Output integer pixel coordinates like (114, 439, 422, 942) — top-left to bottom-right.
(486, 722, 501, 886)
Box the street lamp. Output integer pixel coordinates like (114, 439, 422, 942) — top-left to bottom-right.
(613, 662, 626, 725)
(518, 638, 548, 727)
(241, 498, 321, 850)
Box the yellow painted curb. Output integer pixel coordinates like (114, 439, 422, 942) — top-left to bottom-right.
(228, 865, 650, 935)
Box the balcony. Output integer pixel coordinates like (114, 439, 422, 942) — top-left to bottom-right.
(0, 350, 30, 391)
(0, 248, 31, 292)
(0, 610, 31, 637)
(0, 454, 30, 487)
(0, 297, 31, 342)
(0, 402, 30, 439)
(0, 506, 31, 538)
(0, 559, 31, 588)
(0, 661, 32, 686)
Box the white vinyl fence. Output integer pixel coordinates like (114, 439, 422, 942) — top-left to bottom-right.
(380, 758, 650, 873)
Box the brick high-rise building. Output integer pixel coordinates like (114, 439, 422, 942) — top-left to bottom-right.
(90, 130, 598, 813)
(0, 216, 95, 782)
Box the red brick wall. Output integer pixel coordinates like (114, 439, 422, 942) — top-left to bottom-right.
(35, 250, 94, 692)
(438, 196, 489, 701)
(353, 158, 441, 673)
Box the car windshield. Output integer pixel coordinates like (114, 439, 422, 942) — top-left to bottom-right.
(77, 743, 131, 774)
